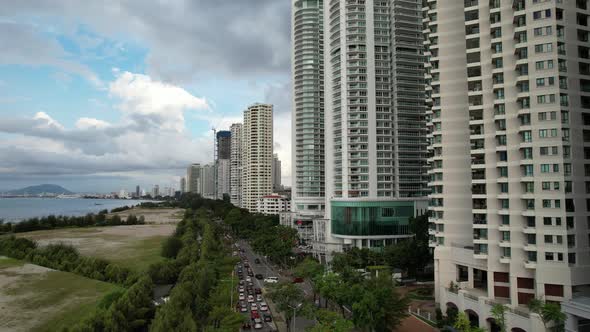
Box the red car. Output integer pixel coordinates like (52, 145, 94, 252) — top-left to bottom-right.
(293, 277, 304, 283)
(251, 310, 260, 320)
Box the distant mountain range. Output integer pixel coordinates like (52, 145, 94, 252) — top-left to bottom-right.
(6, 184, 74, 195)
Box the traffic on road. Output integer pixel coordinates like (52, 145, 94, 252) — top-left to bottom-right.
(234, 244, 278, 332)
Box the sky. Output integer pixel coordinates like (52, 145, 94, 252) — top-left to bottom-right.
(0, 1, 292, 193)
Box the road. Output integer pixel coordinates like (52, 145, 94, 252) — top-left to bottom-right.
(238, 240, 316, 332)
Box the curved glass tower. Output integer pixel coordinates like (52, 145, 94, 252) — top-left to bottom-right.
(292, 0, 326, 219)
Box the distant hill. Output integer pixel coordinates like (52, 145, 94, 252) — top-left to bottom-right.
(7, 184, 74, 195)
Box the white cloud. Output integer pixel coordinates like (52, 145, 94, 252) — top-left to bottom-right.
(0, 72, 215, 184)
(109, 71, 209, 132)
(76, 117, 110, 129)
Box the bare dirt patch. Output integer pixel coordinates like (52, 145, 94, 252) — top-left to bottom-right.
(18, 224, 176, 271)
(110, 207, 184, 224)
(0, 258, 117, 332)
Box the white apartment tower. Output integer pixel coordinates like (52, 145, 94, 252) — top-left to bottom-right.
(241, 104, 274, 211)
(292, 0, 326, 222)
(425, 0, 590, 331)
(230, 123, 243, 207)
(319, 0, 428, 256)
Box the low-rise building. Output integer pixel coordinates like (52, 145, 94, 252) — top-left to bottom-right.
(256, 193, 290, 215)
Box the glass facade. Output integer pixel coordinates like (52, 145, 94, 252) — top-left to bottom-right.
(330, 200, 414, 236)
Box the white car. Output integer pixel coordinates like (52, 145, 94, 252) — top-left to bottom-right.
(259, 302, 269, 312)
(239, 293, 245, 300)
(247, 295, 254, 303)
(246, 276, 252, 282)
(256, 294, 263, 302)
(264, 277, 279, 284)
(253, 318, 263, 329)
(251, 303, 258, 311)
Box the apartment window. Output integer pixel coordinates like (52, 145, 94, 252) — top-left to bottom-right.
(545, 235, 553, 243)
(502, 247, 511, 258)
(501, 231, 510, 241)
(534, 26, 553, 36)
(533, 9, 551, 20)
(545, 252, 554, 261)
(500, 199, 509, 209)
(502, 215, 510, 225)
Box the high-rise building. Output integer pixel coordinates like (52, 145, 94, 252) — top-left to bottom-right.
(217, 130, 232, 160)
(217, 159, 230, 200)
(187, 163, 201, 193)
(291, 0, 326, 224)
(425, 1, 590, 330)
(312, 0, 428, 259)
(216, 130, 232, 199)
(272, 153, 282, 191)
(241, 103, 274, 211)
(180, 177, 186, 193)
(230, 123, 243, 207)
(200, 164, 216, 199)
(152, 185, 159, 198)
(135, 185, 140, 198)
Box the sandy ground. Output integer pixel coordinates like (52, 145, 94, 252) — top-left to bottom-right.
(110, 207, 184, 224)
(19, 224, 175, 258)
(0, 257, 116, 332)
(0, 258, 52, 332)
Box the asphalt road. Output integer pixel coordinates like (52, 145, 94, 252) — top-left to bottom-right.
(238, 241, 316, 332)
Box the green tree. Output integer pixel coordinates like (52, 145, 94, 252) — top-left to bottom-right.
(267, 281, 307, 331)
(351, 275, 409, 332)
(308, 310, 354, 332)
(529, 299, 566, 331)
(295, 257, 324, 301)
(490, 304, 507, 332)
(161, 236, 183, 258)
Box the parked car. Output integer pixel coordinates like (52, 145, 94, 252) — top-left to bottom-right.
(247, 295, 254, 303)
(255, 274, 263, 280)
(239, 293, 245, 300)
(255, 258, 261, 264)
(256, 294, 263, 302)
(264, 277, 279, 284)
(246, 276, 252, 282)
(292, 277, 304, 283)
(263, 314, 272, 322)
(251, 310, 260, 320)
(251, 303, 258, 311)
(253, 318, 263, 329)
(259, 302, 268, 312)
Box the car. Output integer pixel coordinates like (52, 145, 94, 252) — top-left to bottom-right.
(256, 294, 263, 302)
(239, 293, 245, 300)
(250, 310, 260, 320)
(259, 302, 268, 312)
(242, 322, 252, 329)
(254, 288, 262, 294)
(248, 271, 254, 277)
(247, 295, 254, 303)
(253, 318, 263, 329)
(251, 303, 258, 311)
(239, 280, 245, 286)
(246, 276, 252, 282)
(244, 262, 250, 268)
(248, 281, 254, 287)
(255, 258, 261, 264)
(255, 274, 263, 280)
(264, 277, 279, 284)
(293, 277, 304, 283)
(263, 314, 272, 322)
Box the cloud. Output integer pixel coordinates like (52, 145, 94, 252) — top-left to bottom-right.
(0, 72, 215, 182)
(0, 22, 103, 87)
(109, 71, 209, 132)
(2, 1, 291, 83)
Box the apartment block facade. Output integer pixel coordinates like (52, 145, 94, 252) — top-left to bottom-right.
(230, 123, 243, 207)
(319, 0, 429, 257)
(241, 104, 274, 212)
(425, 0, 590, 330)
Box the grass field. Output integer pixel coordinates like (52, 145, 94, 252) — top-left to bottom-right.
(18, 224, 174, 272)
(0, 257, 120, 332)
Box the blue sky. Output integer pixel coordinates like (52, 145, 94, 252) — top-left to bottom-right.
(0, 1, 292, 193)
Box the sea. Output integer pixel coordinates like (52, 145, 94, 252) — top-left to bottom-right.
(0, 198, 150, 222)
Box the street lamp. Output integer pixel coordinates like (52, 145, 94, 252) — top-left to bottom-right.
(288, 302, 303, 332)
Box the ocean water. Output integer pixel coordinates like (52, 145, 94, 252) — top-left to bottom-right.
(0, 198, 150, 222)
